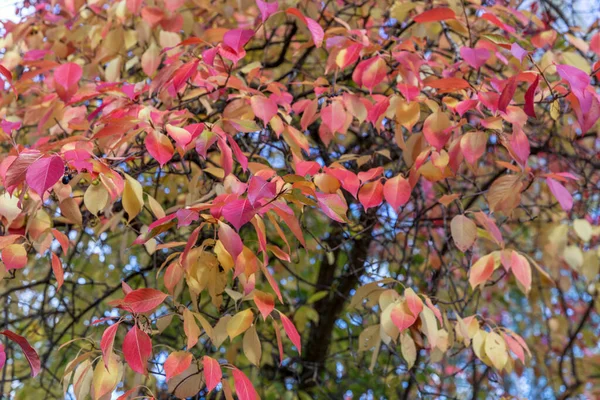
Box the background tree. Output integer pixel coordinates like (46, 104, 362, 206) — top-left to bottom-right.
(0, 0, 599, 399)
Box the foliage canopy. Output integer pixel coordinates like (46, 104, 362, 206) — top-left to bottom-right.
(0, 0, 599, 399)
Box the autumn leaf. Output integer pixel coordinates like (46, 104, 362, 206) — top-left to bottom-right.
(122, 288, 168, 313)
(451, 215, 477, 252)
(0, 330, 41, 377)
(164, 351, 193, 381)
(203, 356, 222, 392)
(122, 326, 152, 375)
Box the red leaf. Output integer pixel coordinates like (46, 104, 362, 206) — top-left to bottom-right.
(164, 351, 193, 381)
(123, 325, 152, 375)
(51, 228, 69, 254)
(25, 156, 64, 196)
(383, 175, 411, 210)
(524, 75, 540, 118)
(390, 303, 417, 331)
(233, 368, 258, 400)
(272, 319, 285, 364)
(1, 330, 41, 377)
(100, 322, 120, 370)
(498, 76, 518, 112)
(51, 253, 64, 290)
(426, 77, 471, 91)
(253, 290, 275, 320)
(54, 62, 82, 102)
(164, 262, 184, 294)
(278, 311, 301, 355)
(0, 65, 17, 97)
(414, 7, 456, 23)
(358, 180, 384, 210)
(123, 288, 168, 313)
(203, 356, 222, 392)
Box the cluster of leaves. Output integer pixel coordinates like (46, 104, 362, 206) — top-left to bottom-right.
(0, 0, 599, 399)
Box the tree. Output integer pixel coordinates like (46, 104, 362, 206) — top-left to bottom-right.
(0, 0, 599, 398)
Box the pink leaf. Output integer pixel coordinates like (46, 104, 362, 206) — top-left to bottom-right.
(511, 251, 531, 293)
(123, 325, 152, 375)
(278, 311, 301, 354)
(511, 43, 528, 62)
(247, 176, 277, 205)
(256, 0, 278, 22)
(145, 129, 174, 167)
(1, 330, 41, 377)
(218, 221, 244, 260)
(383, 175, 411, 210)
(166, 124, 192, 148)
(175, 209, 199, 228)
(546, 178, 573, 211)
(54, 62, 82, 102)
(233, 368, 258, 400)
(0, 344, 6, 371)
(460, 47, 489, 69)
(556, 64, 590, 96)
(223, 29, 254, 53)
(524, 75, 540, 118)
(251, 95, 278, 125)
(286, 8, 324, 48)
(100, 323, 120, 370)
(25, 156, 64, 196)
(316, 192, 348, 223)
(203, 356, 222, 392)
(498, 76, 517, 112)
(222, 198, 256, 231)
(509, 126, 530, 167)
(123, 288, 168, 313)
(320, 101, 345, 134)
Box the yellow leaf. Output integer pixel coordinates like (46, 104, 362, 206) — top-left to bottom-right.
(226, 309, 253, 340)
(183, 308, 201, 349)
(92, 354, 122, 400)
(242, 325, 262, 366)
(573, 219, 592, 242)
(420, 307, 438, 348)
(122, 173, 143, 222)
(400, 332, 416, 369)
(484, 331, 508, 371)
(84, 183, 109, 216)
